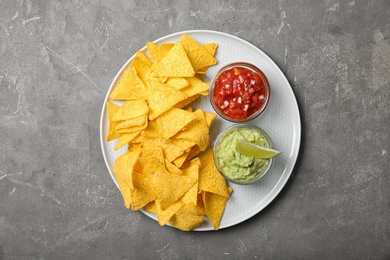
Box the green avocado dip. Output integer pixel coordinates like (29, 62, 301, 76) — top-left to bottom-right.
(215, 128, 269, 181)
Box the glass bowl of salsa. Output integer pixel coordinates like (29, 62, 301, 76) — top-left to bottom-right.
(213, 123, 275, 185)
(209, 62, 270, 122)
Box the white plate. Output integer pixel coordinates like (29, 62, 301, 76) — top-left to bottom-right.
(100, 30, 301, 231)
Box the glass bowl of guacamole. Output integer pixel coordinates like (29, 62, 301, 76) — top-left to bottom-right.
(213, 124, 275, 185)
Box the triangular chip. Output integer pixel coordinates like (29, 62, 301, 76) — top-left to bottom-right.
(204, 112, 217, 128)
(112, 149, 141, 208)
(131, 50, 152, 67)
(106, 102, 121, 141)
(198, 148, 230, 198)
(181, 34, 217, 72)
(109, 67, 149, 100)
(161, 139, 185, 162)
(151, 41, 194, 78)
(156, 199, 185, 226)
(131, 171, 159, 210)
(180, 158, 200, 206)
(203, 190, 230, 230)
(154, 170, 196, 209)
(166, 78, 189, 90)
(113, 100, 149, 121)
(203, 42, 218, 56)
(147, 42, 174, 63)
(173, 109, 209, 151)
(156, 108, 196, 139)
(116, 119, 148, 134)
(180, 77, 210, 98)
(115, 115, 147, 131)
(147, 82, 188, 120)
(131, 57, 160, 88)
(114, 131, 141, 151)
(169, 203, 203, 231)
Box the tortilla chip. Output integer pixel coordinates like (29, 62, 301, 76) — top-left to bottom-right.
(173, 150, 190, 168)
(174, 94, 201, 109)
(180, 77, 210, 98)
(131, 57, 159, 88)
(156, 199, 185, 226)
(203, 191, 229, 230)
(112, 149, 141, 208)
(147, 82, 188, 120)
(116, 119, 148, 134)
(203, 42, 218, 56)
(151, 41, 195, 78)
(106, 102, 121, 141)
(196, 193, 206, 215)
(198, 148, 230, 198)
(166, 78, 189, 90)
(204, 112, 217, 128)
(173, 109, 209, 151)
(181, 34, 217, 72)
(161, 140, 185, 162)
(131, 50, 152, 67)
(164, 158, 182, 175)
(115, 115, 147, 131)
(147, 42, 174, 63)
(180, 158, 200, 206)
(114, 131, 141, 150)
(131, 171, 159, 210)
(155, 170, 196, 209)
(144, 201, 158, 214)
(156, 108, 196, 139)
(113, 100, 149, 121)
(109, 67, 149, 100)
(169, 203, 203, 231)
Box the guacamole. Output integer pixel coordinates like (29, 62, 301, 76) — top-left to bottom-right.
(215, 128, 269, 181)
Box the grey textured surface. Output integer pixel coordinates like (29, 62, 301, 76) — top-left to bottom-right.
(1, 0, 389, 259)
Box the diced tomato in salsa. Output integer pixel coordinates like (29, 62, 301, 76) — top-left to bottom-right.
(212, 67, 267, 120)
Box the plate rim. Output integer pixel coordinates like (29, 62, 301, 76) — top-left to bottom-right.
(99, 29, 301, 231)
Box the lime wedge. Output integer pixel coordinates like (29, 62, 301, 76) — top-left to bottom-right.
(236, 139, 282, 159)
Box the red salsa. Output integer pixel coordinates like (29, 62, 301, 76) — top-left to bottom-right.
(212, 66, 268, 120)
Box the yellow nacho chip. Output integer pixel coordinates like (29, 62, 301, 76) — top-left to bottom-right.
(180, 77, 210, 98)
(147, 42, 174, 63)
(116, 119, 148, 134)
(204, 111, 217, 128)
(156, 199, 185, 226)
(147, 82, 188, 120)
(106, 102, 121, 141)
(173, 109, 209, 151)
(203, 191, 230, 230)
(109, 67, 149, 100)
(112, 100, 149, 121)
(131, 170, 159, 210)
(144, 201, 158, 214)
(114, 131, 141, 150)
(169, 203, 203, 231)
(198, 148, 230, 198)
(131, 57, 159, 88)
(112, 149, 141, 208)
(180, 158, 200, 206)
(181, 34, 217, 72)
(131, 50, 152, 67)
(166, 77, 189, 90)
(156, 108, 196, 139)
(115, 115, 147, 131)
(203, 42, 218, 56)
(151, 41, 195, 78)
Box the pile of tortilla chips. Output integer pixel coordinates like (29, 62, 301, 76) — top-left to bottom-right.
(106, 34, 232, 231)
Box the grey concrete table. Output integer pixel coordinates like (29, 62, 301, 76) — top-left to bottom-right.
(1, 1, 389, 259)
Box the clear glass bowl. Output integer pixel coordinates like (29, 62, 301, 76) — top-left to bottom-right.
(213, 123, 275, 185)
(209, 62, 270, 123)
